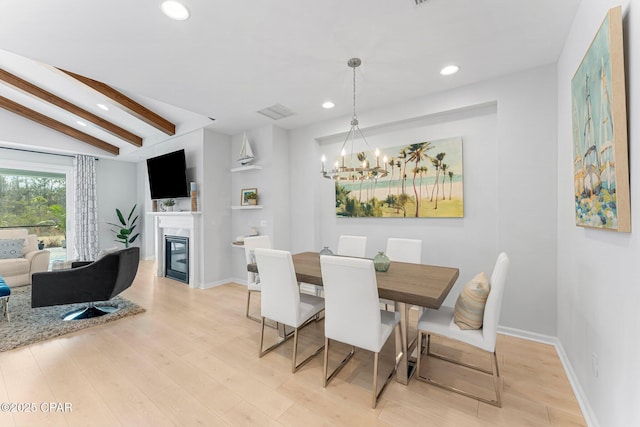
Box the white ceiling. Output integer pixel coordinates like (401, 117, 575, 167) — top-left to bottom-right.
(0, 0, 581, 160)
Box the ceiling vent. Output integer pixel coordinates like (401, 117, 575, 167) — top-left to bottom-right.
(256, 104, 295, 120)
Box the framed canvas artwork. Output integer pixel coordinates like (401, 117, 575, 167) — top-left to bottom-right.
(571, 6, 630, 232)
(335, 136, 463, 218)
(241, 188, 258, 206)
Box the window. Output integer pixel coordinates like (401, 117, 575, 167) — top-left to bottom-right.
(0, 168, 67, 261)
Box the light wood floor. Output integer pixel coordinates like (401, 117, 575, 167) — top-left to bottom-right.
(0, 260, 586, 426)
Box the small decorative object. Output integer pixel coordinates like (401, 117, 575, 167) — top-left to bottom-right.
(162, 199, 176, 212)
(108, 205, 139, 248)
(152, 200, 158, 212)
(190, 182, 197, 211)
(241, 188, 258, 206)
(319, 246, 334, 256)
(373, 251, 391, 272)
(238, 132, 255, 166)
(38, 240, 45, 250)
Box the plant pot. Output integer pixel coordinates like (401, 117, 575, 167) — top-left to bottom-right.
(248, 199, 257, 206)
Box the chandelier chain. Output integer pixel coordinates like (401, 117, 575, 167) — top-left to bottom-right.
(352, 64, 357, 120)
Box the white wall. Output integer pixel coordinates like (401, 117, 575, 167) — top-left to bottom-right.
(202, 128, 232, 286)
(290, 64, 558, 335)
(557, 1, 639, 426)
(229, 125, 291, 282)
(96, 158, 138, 251)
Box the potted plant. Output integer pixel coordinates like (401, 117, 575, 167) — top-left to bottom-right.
(163, 199, 176, 212)
(245, 192, 258, 205)
(108, 205, 140, 248)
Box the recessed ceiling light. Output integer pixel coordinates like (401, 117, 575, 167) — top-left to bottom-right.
(97, 103, 109, 111)
(322, 101, 335, 109)
(161, 1, 190, 21)
(440, 65, 460, 76)
(76, 121, 87, 127)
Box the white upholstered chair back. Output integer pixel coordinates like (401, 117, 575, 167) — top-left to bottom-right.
(481, 252, 510, 352)
(336, 235, 367, 258)
(254, 248, 301, 327)
(244, 235, 271, 286)
(320, 255, 383, 352)
(385, 238, 422, 264)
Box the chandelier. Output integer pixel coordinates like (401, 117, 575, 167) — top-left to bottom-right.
(321, 58, 388, 181)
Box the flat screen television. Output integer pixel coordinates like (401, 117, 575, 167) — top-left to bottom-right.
(146, 149, 189, 200)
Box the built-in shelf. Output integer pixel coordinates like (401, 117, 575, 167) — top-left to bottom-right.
(230, 205, 263, 210)
(230, 165, 263, 173)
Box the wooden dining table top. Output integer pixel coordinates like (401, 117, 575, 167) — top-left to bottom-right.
(249, 251, 460, 309)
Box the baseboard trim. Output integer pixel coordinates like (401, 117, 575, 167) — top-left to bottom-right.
(199, 278, 237, 289)
(497, 325, 557, 345)
(497, 326, 598, 427)
(554, 341, 599, 427)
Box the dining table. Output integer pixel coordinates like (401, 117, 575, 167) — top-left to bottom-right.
(248, 251, 460, 385)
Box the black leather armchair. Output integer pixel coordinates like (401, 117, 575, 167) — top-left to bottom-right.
(31, 247, 140, 320)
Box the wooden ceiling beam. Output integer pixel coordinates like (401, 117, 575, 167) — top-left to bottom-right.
(0, 95, 119, 155)
(59, 69, 176, 136)
(0, 68, 142, 147)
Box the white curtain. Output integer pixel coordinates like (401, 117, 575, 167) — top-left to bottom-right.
(74, 155, 99, 261)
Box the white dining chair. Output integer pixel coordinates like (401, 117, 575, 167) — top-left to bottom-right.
(243, 235, 271, 322)
(415, 252, 510, 407)
(336, 235, 367, 258)
(379, 238, 423, 310)
(320, 255, 401, 408)
(385, 238, 422, 264)
(254, 248, 325, 373)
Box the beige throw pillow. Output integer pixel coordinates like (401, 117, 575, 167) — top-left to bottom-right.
(453, 272, 491, 330)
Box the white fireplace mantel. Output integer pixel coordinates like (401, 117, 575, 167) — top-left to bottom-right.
(147, 212, 202, 288)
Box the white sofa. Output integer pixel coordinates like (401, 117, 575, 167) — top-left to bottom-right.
(0, 229, 51, 287)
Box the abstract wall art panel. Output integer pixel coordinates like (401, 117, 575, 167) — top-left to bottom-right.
(571, 6, 630, 232)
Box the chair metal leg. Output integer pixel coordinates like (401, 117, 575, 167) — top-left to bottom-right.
(324, 326, 400, 408)
(415, 331, 502, 407)
(246, 290, 261, 323)
(323, 338, 355, 387)
(372, 352, 379, 408)
(259, 316, 294, 358)
(260, 313, 324, 373)
(291, 328, 325, 373)
(372, 323, 402, 408)
(491, 351, 502, 407)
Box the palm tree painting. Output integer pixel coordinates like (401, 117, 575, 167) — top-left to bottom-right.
(335, 136, 463, 218)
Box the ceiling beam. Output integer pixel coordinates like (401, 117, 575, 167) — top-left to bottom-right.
(0, 95, 119, 155)
(59, 69, 176, 136)
(0, 68, 143, 147)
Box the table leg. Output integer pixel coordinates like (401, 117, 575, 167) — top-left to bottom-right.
(395, 301, 418, 385)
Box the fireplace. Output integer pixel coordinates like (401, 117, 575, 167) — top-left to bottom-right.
(165, 236, 189, 283)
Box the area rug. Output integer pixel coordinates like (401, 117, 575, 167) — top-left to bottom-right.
(0, 285, 145, 352)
